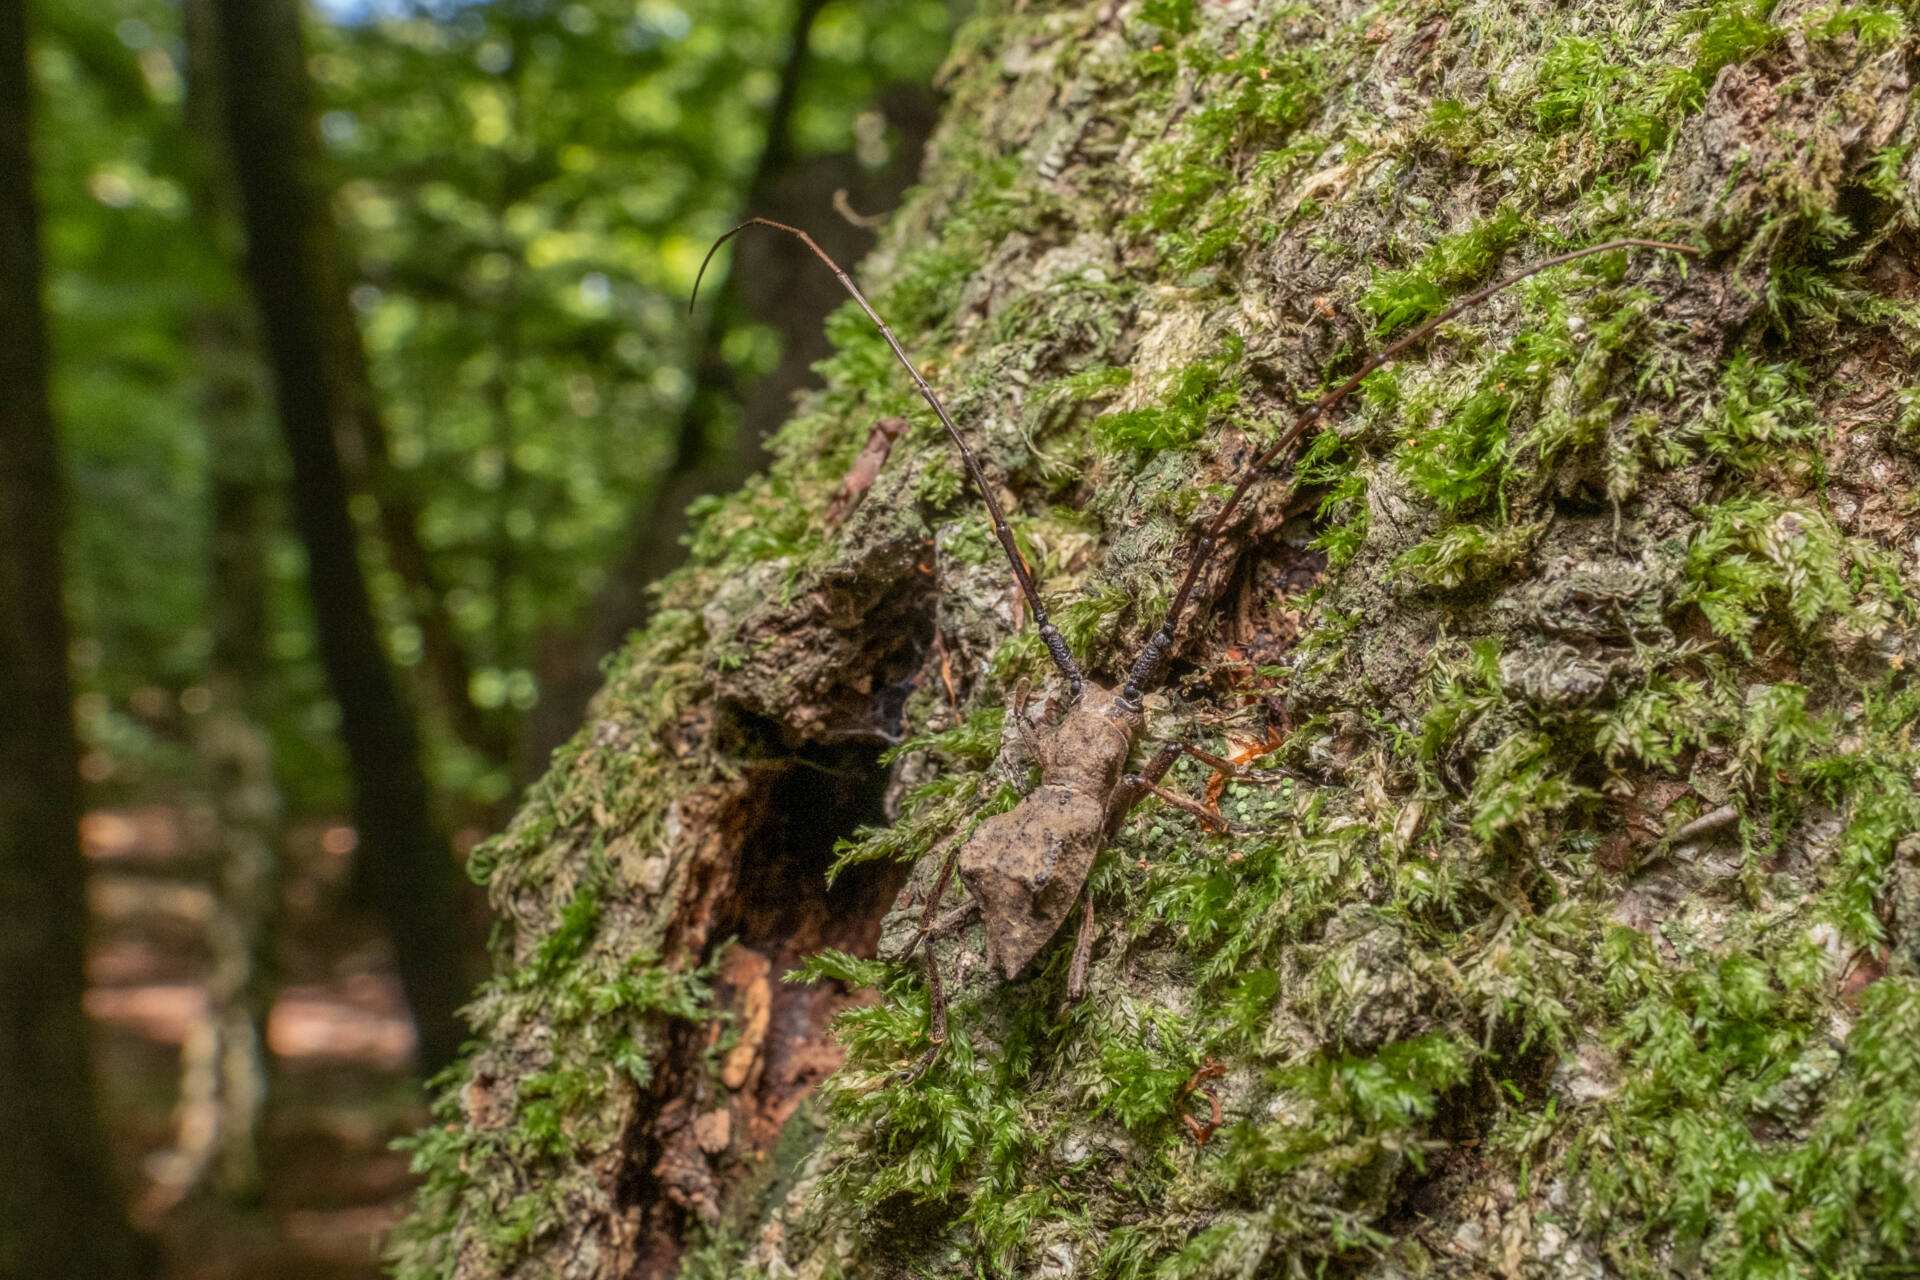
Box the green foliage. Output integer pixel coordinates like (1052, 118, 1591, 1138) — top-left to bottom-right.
(1090, 1015, 1197, 1128)
(1799, 2, 1906, 46)
(1142, 789, 1364, 986)
(1376, 265, 1650, 513)
(1398, 380, 1516, 511)
(1595, 673, 1722, 772)
(1126, 30, 1326, 271)
(1692, 2, 1785, 88)
(1804, 683, 1920, 941)
(1583, 943, 1920, 1278)
(33, 0, 337, 795)
(1276, 1033, 1470, 1134)
(1056, 582, 1137, 660)
(1298, 429, 1369, 567)
(1421, 98, 1482, 155)
(1701, 354, 1819, 467)
(37, 0, 952, 813)
(524, 871, 605, 982)
(885, 701, 1007, 769)
(1469, 730, 1595, 843)
(1138, 0, 1195, 38)
(791, 947, 890, 990)
(1038, 363, 1134, 408)
(822, 1009, 1050, 1214)
(1735, 681, 1829, 782)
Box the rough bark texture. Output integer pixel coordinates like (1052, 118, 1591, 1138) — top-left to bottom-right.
(209, 0, 472, 1075)
(0, 1, 150, 1272)
(393, 1, 1920, 1277)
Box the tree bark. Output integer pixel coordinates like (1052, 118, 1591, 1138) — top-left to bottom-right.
(208, 0, 471, 1076)
(393, 2, 1920, 1277)
(0, 1, 150, 1273)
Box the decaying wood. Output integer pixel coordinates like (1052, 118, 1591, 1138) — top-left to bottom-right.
(822, 415, 910, 525)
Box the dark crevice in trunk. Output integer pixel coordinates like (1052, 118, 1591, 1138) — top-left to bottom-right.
(617, 732, 903, 1280)
(1377, 1029, 1556, 1245)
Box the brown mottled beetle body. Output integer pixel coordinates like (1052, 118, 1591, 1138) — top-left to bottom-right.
(959, 683, 1142, 980)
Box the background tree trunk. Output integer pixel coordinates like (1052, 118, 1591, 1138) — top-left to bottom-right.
(135, 0, 289, 1209)
(392, 1, 1920, 1276)
(208, 0, 471, 1076)
(0, 1, 150, 1272)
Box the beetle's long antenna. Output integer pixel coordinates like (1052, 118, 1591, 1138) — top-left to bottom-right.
(1116, 237, 1699, 708)
(695, 218, 1087, 698)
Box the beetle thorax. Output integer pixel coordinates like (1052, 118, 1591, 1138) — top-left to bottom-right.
(1040, 681, 1142, 793)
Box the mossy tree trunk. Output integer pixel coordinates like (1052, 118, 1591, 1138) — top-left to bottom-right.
(522, 8, 941, 778)
(392, 1, 1920, 1277)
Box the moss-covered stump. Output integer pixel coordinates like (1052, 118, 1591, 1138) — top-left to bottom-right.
(388, 0, 1920, 1276)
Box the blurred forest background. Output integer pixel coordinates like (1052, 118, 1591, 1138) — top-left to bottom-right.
(2, 0, 952, 1274)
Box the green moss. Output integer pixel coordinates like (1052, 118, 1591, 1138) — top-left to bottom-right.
(389, 865, 721, 1274)
(1806, 682, 1920, 941)
(1296, 429, 1369, 568)
(1393, 518, 1546, 591)
(1095, 335, 1244, 452)
(1676, 496, 1872, 651)
(1361, 208, 1526, 329)
(1125, 20, 1328, 272)
(1799, 1, 1905, 46)
(1595, 672, 1723, 772)
(1580, 955, 1920, 1278)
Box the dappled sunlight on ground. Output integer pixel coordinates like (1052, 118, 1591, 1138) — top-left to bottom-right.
(85, 808, 432, 1280)
(269, 978, 417, 1071)
(85, 978, 416, 1071)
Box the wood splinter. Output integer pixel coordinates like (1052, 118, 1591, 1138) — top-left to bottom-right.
(1179, 1060, 1227, 1145)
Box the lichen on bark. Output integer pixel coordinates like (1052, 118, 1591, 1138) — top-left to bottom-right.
(389, 0, 1920, 1277)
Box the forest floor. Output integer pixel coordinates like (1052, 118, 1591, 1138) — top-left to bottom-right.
(85, 806, 430, 1280)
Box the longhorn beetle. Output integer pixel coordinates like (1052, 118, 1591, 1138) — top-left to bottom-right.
(694, 221, 1695, 1053)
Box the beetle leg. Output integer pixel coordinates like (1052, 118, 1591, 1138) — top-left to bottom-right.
(1009, 676, 1047, 763)
(926, 898, 979, 939)
(924, 933, 948, 1046)
(1066, 886, 1096, 1001)
(896, 898, 982, 1083)
(916, 837, 963, 934)
(1124, 775, 1232, 832)
(895, 926, 961, 1086)
(1111, 740, 1250, 835)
